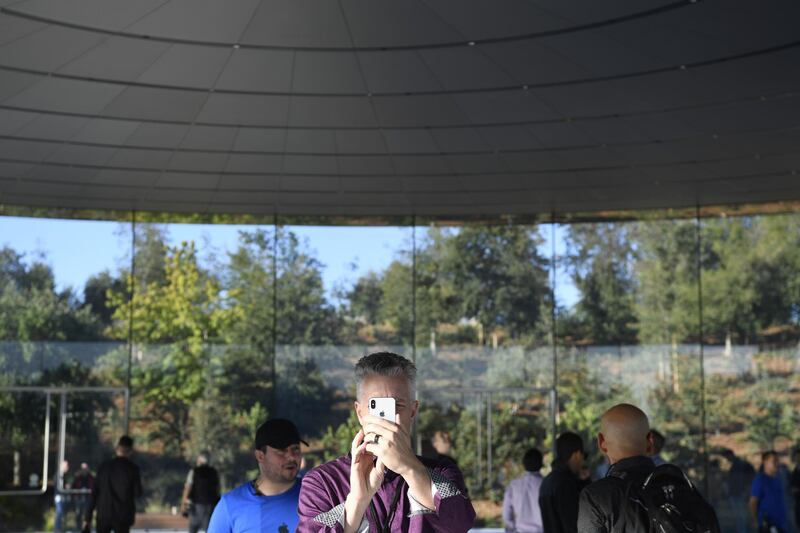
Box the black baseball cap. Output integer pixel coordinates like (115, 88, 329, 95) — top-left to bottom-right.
(254, 418, 308, 450)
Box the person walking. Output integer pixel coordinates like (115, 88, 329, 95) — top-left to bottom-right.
(503, 448, 544, 533)
(181, 452, 220, 533)
(83, 436, 143, 533)
(72, 462, 95, 532)
(722, 449, 755, 533)
(538, 432, 588, 533)
(791, 448, 800, 531)
(750, 451, 790, 533)
(54, 460, 71, 533)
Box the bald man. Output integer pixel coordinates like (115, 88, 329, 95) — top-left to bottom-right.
(576, 404, 655, 533)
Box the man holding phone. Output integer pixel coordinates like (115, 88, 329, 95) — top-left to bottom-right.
(298, 351, 475, 532)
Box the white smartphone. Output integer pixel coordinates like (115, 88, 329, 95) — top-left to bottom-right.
(369, 397, 396, 422)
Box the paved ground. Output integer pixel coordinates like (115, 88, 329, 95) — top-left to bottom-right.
(29, 528, 503, 533)
(33, 513, 504, 533)
(115, 528, 504, 533)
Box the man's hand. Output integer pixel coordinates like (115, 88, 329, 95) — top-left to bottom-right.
(364, 414, 434, 509)
(363, 414, 418, 476)
(344, 429, 385, 533)
(350, 428, 385, 501)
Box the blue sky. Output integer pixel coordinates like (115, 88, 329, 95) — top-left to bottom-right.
(0, 216, 578, 308)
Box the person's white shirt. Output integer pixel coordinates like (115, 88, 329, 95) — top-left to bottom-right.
(502, 471, 544, 533)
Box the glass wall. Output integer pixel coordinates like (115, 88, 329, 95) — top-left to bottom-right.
(1, 207, 799, 530)
(556, 217, 705, 487)
(700, 213, 800, 532)
(0, 214, 129, 527)
(275, 223, 413, 465)
(411, 219, 554, 518)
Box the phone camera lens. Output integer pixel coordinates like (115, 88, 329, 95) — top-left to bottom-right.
(370, 400, 376, 408)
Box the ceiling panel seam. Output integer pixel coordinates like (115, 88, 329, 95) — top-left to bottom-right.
(0, 2, 693, 52)
(2, 39, 798, 97)
(0, 89, 795, 131)
(2, 150, 795, 178)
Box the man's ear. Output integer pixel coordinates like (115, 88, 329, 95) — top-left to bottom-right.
(645, 430, 655, 455)
(354, 400, 364, 426)
(598, 433, 608, 455)
(409, 400, 419, 421)
(254, 448, 265, 463)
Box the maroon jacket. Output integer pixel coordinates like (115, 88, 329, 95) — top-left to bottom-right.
(298, 454, 476, 532)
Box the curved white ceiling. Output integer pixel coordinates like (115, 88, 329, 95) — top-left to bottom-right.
(0, 0, 798, 216)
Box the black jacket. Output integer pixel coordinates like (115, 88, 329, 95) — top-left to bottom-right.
(86, 456, 143, 527)
(577, 455, 655, 533)
(539, 463, 589, 533)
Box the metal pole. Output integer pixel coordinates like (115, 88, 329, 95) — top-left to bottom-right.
(410, 217, 419, 449)
(411, 216, 417, 362)
(476, 392, 482, 490)
(694, 206, 710, 497)
(3, 391, 53, 495)
(486, 392, 493, 490)
(0, 387, 128, 495)
(57, 392, 67, 491)
(550, 218, 559, 457)
(125, 210, 136, 434)
(43, 392, 51, 491)
(123, 387, 130, 432)
(271, 213, 278, 415)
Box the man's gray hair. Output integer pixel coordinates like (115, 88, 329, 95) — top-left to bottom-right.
(355, 352, 417, 399)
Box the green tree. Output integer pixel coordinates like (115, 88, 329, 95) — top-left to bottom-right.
(346, 272, 384, 325)
(108, 241, 224, 454)
(320, 410, 361, 461)
(0, 247, 99, 342)
(376, 259, 415, 343)
(566, 223, 637, 345)
(275, 229, 340, 345)
(634, 219, 701, 346)
(83, 271, 124, 327)
(221, 228, 340, 414)
(702, 215, 800, 345)
(440, 225, 549, 342)
(701, 218, 759, 345)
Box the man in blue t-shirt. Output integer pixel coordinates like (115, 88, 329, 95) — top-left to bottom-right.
(209, 418, 307, 533)
(750, 450, 790, 533)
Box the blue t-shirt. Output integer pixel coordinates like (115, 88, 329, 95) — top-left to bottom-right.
(751, 472, 789, 531)
(208, 479, 301, 533)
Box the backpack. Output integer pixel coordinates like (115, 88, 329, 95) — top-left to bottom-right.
(633, 464, 721, 533)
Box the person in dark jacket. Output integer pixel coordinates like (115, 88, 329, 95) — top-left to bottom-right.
(83, 435, 143, 533)
(538, 432, 588, 533)
(577, 404, 655, 533)
(181, 451, 221, 533)
(72, 462, 95, 532)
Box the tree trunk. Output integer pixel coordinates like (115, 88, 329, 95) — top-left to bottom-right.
(724, 330, 732, 357)
(13, 450, 20, 486)
(671, 334, 680, 394)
